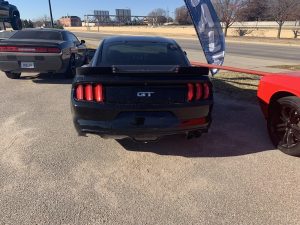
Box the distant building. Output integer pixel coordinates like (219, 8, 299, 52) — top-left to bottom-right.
(94, 10, 110, 24)
(116, 9, 131, 23)
(59, 16, 82, 27)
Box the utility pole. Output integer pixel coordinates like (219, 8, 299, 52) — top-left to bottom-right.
(48, 0, 54, 28)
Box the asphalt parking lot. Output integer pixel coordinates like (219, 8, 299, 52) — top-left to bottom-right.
(0, 72, 299, 225)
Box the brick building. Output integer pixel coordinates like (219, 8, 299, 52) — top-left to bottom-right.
(59, 16, 82, 27)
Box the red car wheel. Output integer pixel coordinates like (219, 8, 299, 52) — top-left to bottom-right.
(268, 96, 300, 156)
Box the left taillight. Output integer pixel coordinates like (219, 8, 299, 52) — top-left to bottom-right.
(75, 83, 104, 103)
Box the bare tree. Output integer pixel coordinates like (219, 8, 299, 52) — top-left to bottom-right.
(175, 6, 192, 25)
(268, 0, 300, 38)
(290, 4, 300, 38)
(292, 21, 300, 38)
(148, 8, 167, 26)
(239, 0, 269, 21)
(213, 0, 247, 36)
(33, 15, 51, 27)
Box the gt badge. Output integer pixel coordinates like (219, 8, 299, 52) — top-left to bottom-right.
(137, 92, 155, 97)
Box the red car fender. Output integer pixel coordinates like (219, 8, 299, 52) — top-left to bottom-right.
(258, 72, 300, 104)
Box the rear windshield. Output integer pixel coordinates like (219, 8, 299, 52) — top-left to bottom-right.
(98, 41, 188, 66)
(0, 31, 16, 39)
(11, 31, 63, 40)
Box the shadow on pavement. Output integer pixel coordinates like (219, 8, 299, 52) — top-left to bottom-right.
(212, 76, 259, 103)
(118, 80, 273, 157)
(20, 73, 73, 85)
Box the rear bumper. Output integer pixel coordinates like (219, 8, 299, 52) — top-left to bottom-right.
(0, 53, 68, 74)
(71, 101, 213, 139)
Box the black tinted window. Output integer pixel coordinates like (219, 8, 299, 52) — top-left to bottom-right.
(11, 31, 63, 40)
(98, 41, 188, 66)
(0, 31, 16, 39)
(67, 33, 79, 43)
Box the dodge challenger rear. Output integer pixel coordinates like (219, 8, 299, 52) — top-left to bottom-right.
(0, 28, 87, 79)
(71, 36, 213, 141)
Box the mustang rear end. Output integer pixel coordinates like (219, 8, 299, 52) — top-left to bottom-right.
(71, 66, 213, 141)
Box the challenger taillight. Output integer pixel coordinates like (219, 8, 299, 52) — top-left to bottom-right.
(75, 83, 104, 103)
(0, 46, 61, 53)
(187, 82, 211, 102)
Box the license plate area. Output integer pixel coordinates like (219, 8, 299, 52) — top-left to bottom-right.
(112, 112, 178, 129)
(21, 62, 35, 69)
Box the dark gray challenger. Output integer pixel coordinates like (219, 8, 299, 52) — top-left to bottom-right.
(71, 36, 213, 142)
(0, 28, 87, 79)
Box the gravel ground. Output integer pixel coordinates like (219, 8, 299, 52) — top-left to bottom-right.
(0, 72, 299, 225)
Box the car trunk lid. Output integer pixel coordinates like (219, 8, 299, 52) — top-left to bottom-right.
(74, 66, 212, 105)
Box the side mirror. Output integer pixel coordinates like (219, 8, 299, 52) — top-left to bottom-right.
(86, 48, 96, 64)
(81, 40, 86, 45)
(184, 51, 187, 55)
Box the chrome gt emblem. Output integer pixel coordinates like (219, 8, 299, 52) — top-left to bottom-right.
(137, 92, 155, 97)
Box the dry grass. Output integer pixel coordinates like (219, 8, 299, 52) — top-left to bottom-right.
(67, 26, 300, 41)
(268, 65, 300, 71)
(212, 72, 261, 102)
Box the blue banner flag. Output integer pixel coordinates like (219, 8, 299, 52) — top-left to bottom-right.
(184, 0, 226, 75)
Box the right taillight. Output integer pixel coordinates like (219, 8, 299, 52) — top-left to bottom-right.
(187, 82, 211, 102)
(75, 83, 104, 103)
(203, 83, 210, 100)
(94, 84, 104, 102)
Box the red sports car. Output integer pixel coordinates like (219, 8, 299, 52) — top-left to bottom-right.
(258, 71, 300, 156)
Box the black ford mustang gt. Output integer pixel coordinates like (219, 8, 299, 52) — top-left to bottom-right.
(71, 36, 213, 141)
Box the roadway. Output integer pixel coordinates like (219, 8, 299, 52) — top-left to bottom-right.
(74, 31, 300, 72)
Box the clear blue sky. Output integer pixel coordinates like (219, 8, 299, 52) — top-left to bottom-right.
(10, 0, 184, 20)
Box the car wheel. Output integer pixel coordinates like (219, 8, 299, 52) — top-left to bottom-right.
(65, 55, 76, 79)
(11, 13, 22, 30)
(5, 72, 21, 79)
(268, 96, 300, 156)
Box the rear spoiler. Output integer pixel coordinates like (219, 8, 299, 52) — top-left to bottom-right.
(76, 66, 209, 76)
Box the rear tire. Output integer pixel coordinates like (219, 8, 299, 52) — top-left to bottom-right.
(11, 13, 22, 30)
(268, 96, 300, 156)
(64, 55, 76, 79)
(5, 72, 21, 79)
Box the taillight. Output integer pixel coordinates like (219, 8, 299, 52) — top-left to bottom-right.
(195, 83, 203, 100)
(94, 84, 104, 102)
(187, 83, 194, 102)
(85, 84, 93, 101)
(75, 83, 104, 103)
(0, 46, 61, 53)
(203, 83, 210, 99)
(0, 46, 18, 52)
(187, 82, 211, 102)
(47, 47, 61, 53)
(75, 84, 84, 101)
